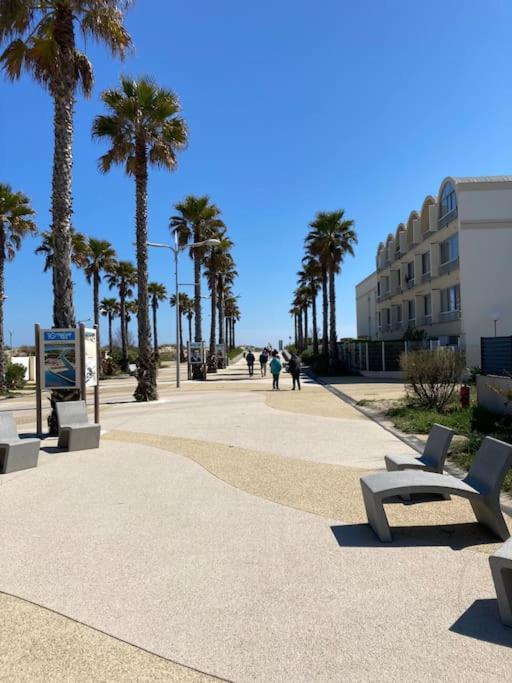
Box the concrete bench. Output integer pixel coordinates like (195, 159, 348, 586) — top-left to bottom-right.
(385, 424, 454, 473)
(56, 401, 101, 452)
(360, 436, 512, 543)
(489, 538, 512, 627)
(0, 413, 40, 474)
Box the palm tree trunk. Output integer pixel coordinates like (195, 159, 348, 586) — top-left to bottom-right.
(51, 6, 76, 329)
(188, 314, 192, 345)
(218, 277, 225, 346)
(193, 232, 202, 342)
(233, 319, 236, 348)
(297, 310, 303, 350)
(108, 312, 113, 355)
(321, 265, 328, 357)
(304, 305, 308, 349)
(209, 273, 217, 357)
(0, 228, 5, 389)
(152, 299, 159, 360)
(134, 137, 157, 401)
(120, 286, 128, 372)
(311, 287, 319, 356)
(328, 266, 337, 368)
(93, 272, 100, 327)
(294, 314, 298, 348)
(179, 312, 185, 362)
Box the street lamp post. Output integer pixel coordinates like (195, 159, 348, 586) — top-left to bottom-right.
(147, 236, 220, 388)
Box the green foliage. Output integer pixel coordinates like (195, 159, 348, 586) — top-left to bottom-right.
(467, 366, 484, 384)
(5, 362, 26, 390)
(401, 349, 466, 411)
(159, 350, 176, 362)
(110, 347, 138, 368)
(228, 346, 244, 360)
(402, 326, 428, 342)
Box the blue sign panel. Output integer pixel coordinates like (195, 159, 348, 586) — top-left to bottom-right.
(40, 328, 79, 389)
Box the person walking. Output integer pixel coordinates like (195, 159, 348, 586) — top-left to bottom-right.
(288, 353, 302, 390)
(269, 351, 282, 390)
(259, 349, 269, 377)
(246, 349, 255, 376)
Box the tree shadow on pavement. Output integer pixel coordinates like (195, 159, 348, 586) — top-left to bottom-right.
(330, 522, 500, 550)
(450, 599, 512, 647)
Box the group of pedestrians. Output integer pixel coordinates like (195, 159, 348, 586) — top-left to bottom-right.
(244, 347, 302, 391)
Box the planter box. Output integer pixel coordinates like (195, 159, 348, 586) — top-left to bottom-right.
(476, 375, 512, 416)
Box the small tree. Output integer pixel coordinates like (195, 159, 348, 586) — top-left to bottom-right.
(401, 349, 465, 412)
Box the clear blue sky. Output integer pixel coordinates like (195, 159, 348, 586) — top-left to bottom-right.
(2, 0, 512, 347)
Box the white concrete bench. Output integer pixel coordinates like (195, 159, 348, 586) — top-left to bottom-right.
(489, 538, 512, 627)
(361, 436, 512, 543)
(56, 401, 101, 452)
(0, 413, 40, 474)
(385, 423, 454, 473)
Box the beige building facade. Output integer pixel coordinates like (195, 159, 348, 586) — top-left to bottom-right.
(355, 176, 512, 367)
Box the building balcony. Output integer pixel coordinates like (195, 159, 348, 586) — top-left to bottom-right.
(418, 315, 432, 326)
(438, 257, 460, 277)
(421, 272, 431, 284)
(439, 309, 461, 322)
(404, 278, 415, 290)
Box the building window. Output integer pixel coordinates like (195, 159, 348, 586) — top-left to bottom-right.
(384, 309, 391, 325)
(440, 233, 459, 265)
(421, 251, 431, 275)
(378, 311, 382, 328)
(424, 294, 431, 316)
(377, 281, 381, 296)
(440, 285, 460, 312)
(395, 304, 402, 323)
(397, 269, 401, 286)
(439, 182, 457, 219)
(406, 261, 414, 281)
(408, 299, 415, 321)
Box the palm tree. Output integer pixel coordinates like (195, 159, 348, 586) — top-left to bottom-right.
(299, 256, 321, 355)
(93, 76, 187, 402)
(170, 196, 224, 343)
(306, 210, 357, 367)
(289, 305, 300, 349)
(106, 260, 136, 372)
(180, 293, 194, 347)
(100, 297, 119, 355)
(202, 234, 233, 360)
(170, 292, 191, 362)
(0, 1, 132, 328)
(0, 184, 36, 387)
(217, 259, 237, 347)
(225, 295, 240, 349)
(148, 282, 167, 361)
(35, 227, 89, 323)
(83, 238, 116, 328)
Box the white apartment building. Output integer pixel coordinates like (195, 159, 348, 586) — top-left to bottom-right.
(355, 176, 512, 367)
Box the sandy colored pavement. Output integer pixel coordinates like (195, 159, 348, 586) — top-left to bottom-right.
(322, 376, 408, 402)
(1, 357, 511, 680)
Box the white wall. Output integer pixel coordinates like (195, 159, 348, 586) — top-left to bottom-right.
(458, 187, 512, 222)
(356, 272, 378, 339)
(459, 223, 512, 367)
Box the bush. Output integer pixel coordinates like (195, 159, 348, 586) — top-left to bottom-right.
(401, 349, 465, 412)
(5, 363, 26, 390)
(110, 347, 138, 368)
(228, 346, 244, 360)
(300, 348, 315, 363)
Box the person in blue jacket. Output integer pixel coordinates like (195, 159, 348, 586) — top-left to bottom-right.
(269, 351, 282, 391)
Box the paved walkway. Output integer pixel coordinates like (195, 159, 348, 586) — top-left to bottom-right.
(1, 358, 511, 680)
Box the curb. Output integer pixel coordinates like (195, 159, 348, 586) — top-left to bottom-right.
(305, 368, 512, 518)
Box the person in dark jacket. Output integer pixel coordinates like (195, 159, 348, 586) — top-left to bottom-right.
(259, 350, 269, 377)
(246, 350, 255, 376)
(288, 354, 302, 390)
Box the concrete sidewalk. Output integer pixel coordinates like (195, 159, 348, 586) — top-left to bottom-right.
(1, 357, 511, 680)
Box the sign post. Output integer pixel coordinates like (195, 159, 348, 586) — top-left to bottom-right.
(35, 323, 42, 436)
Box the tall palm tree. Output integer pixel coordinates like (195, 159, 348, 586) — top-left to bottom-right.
(148, 282, 167, 361)
(83, 238, 116, 328)
(100, 297, 119, 355)
(299, 256, 321, 355)
(180, 293, 194, 347)
(93, 75, 187, 402)
(225, 295, 240, 349)
(106, 260, 136, 372)
(202, 234, 233, 359)
(0, 184, 36, 387)
(306, 210, 357, 367)
(0, 0, 132, 328)
(289, 305, 300, 349)
(217, 258, 237, 347)
(304, 238, 328, 357)
(169, 293, 189, 362)
(35, 227, 88, 323)
(170, 195, 224, 343)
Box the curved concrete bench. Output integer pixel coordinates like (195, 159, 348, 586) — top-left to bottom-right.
(489, 538, 512, 627)
(361, 436, 512, 542)
(0, 413, 40, 474)
(385, 424, 454, 473)
(56, 401, 100, 452)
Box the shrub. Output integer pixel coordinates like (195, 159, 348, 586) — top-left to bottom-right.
(300, 348, 315, 363)
(110, 347, 138, 367)
(400, 349, 465, 411)
(228, 346, 244, 360)
(5, 362, 26, 390)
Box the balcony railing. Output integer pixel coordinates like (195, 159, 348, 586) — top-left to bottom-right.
(439, 309, 461, 322)
(438, 257, 460, 277)
(421, 272, 431, 283)
(405, 278, 415, 289)
(419, 315, 432, 326)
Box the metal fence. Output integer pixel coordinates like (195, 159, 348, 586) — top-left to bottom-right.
(481, 336, 512, 376)
(339, 339, 439, 373)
